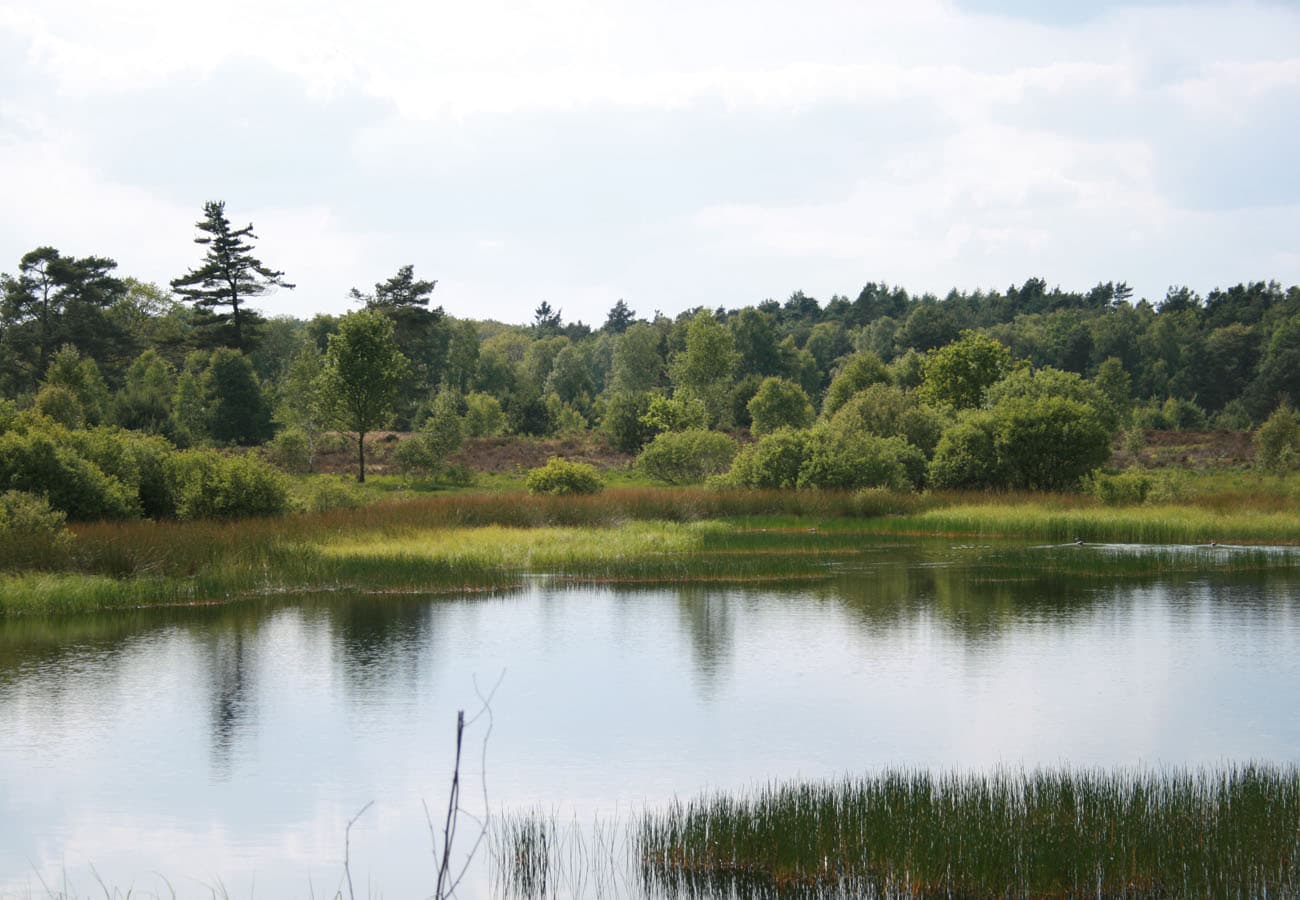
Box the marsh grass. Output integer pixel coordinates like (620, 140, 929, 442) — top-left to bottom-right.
(8, 487, 1300, 616)
(498, 766, 1300, 899)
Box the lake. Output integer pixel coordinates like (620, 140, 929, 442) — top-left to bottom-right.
(3, 541, 1299, 898)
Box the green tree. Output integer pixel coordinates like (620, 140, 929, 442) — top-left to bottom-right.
(609, 323, 665, 394)
(395, 390, 464, 478)
(669, 311, 738, 425)
(42, 345, 111, 425)
(921, 330, 1013, 410)
(603, 299, 636, 334)
(114, 350, 176, 434)
(1, 247, 126, 387)
(350, 264, 445, 425)
(171, 201, 293, 352)
(318, 310, 411, 482)
(747, 377, 814, 435)
(203, 349, 274, 446)
(1255, 402, 1299, 473)
(821, 352, 891, 417)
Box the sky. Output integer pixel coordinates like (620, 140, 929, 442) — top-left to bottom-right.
(1, 0, 1298, 326)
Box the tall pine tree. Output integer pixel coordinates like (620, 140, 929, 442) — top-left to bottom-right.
(171, 201, 293, 352)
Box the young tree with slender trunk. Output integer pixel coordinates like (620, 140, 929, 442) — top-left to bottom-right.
(318, 310, 410, 482)
(171, 201, 293, 353)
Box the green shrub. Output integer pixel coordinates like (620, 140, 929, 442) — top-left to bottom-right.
(640, 394, 708, 435)
(727, 429, 810, 489)
(929, 415, 1004, 490)
(992, 396, 1113, 491)
(602, 391, 657, 453)
(268, 427, 315, 474)
(33, 384, 84, 428)
(822, 353, 891, 417)
(827, 383, 948, 457)
(1255, 403, 1300, 474)
(1086, 471, 1153, 506)
(525, 457, 603, 495)
(63, 427, 176, 519)
(636, 429, 738, 484)
(300, 476, 364, 513)
(1212, 399, 1253, 431)
(164, 450, 289, 520)
(747, 378, 814, 435)
(0, 490, 73, 568)
(797, 427, 925, 491)
(463, 392, 506, 437)
(0, 429, 140, 520)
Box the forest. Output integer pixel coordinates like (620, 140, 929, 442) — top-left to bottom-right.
(3, 200, 1300, 527)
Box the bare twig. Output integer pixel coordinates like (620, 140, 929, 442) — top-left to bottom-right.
(344, 800, 375, 900)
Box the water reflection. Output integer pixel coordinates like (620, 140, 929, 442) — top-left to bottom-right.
(2, 550, 1300, 897)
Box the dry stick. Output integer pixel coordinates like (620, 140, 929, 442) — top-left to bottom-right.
(344, 800, 375, 900)
(442, 671, 505, 898)
(434, 710, 466, 899)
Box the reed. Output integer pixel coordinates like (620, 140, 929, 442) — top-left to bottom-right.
(498, 766, 1300, 899)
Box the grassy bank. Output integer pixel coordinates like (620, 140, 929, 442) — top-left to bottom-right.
(497, 766, 1300, 899)
(6, 487, 1300, 617)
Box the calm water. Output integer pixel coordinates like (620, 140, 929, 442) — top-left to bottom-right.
(2, 544, 1299, 898)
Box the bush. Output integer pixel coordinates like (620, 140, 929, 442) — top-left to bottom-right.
(602, 391, 657, 453)
(822, 353, 891, 417)
(636, 429, 738, 485)
(463, 392, 506, 438)
(63, 427, 176, 518)
(929, 415, 1004, 490)
(747, 377, 814, 435)
(0, 490, 73, 568)
(33, 384, 84, 428)
(525, 457, 603, 495)
(300, 476, 364, 513)
(797, 427, 925, 491)
(268, 427, 315, 474)
(640, 394, 708, 435)
(1255, 403, 1299, 474)
(0, 429, 140, 521)
(727, 429, 810, 489)
(1086, 470, 1153, 506)
(827, 383, 948, 457)
(164, 450, 289, 520)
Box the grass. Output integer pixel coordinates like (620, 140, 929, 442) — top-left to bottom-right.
(7, 485, 1300, 617)
(497, 766, 1300, 899)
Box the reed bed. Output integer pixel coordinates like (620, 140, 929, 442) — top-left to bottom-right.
(497, 766, 1300, 899)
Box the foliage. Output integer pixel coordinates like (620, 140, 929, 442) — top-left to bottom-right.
(747, 377, 814, 435)
(267, 426, 315, 474)
(395, 391, 464, 478)
(33, 384, 84, 428)
(114, 350, 176, 434)
(601, 391, 657, 453)
(726, 429, 810, 489)
(669, 311, 738, 425)
(827, 382, 948, 456)
(0, 490, 73, 567)
(171, 201, 293, 351)
(985, 364, 1122, 432)
(921, 330, 1013, 410)
(317, 309, 411, 482)
(163, 449, 289, 520)
(636, 429, 738, 484)
(463, 392, 506, 437)
(0, 428, 140, 520)
(1086, 470, 1153, 506)
(929, 415, 1007, 491)
(821, 352, 891, 417)
(299, 476, 365, 513)
(640, 393, 708, 435)
(797, 426, 926, 490)
(42, 345, 110, 424)
(524, 457, 604, 495)
(1255, 403, 1299, 474)
(609, 322, 665, 394)
(203, 348, 274, 445)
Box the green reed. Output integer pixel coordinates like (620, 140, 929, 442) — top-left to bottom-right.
(499, 766, 1300, 899)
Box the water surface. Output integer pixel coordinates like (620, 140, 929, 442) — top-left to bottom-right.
(2, 544, 1298, 897)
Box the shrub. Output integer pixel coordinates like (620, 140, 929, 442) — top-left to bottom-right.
(1213, 400, 1253, 432)
(164, 450, 289, 520)
(33, 384, 84, 428)
(827, 383, 948, 457)
(636, 429, 738, 485)
(0, 429, 140, 521)
(63, 427, 176, 518)
(921, 330, 1012, 410)
(268, 427, 315, 474)
(463, 392, 506, 437)
(747, 377, 815, 435)
(727, 429, 810, 489)
(822, 353, 891, 417)
(797, 427, 925, 491)
(986, 366, 1121, 433)
(203, 348, 274, 445)
(992, 396, 1113, 491)
(640, 394, 708, 435)
(300, 476, 364, 513)
(929, 414, 1004, 490)
(395, 392, 465, 478)
(1255, 403, 1300, 474)
(525, 457, 603, 495)
(1086, 470, 1153, 506)
(0, 490, 73, 568)
(602, 391, 657, 453)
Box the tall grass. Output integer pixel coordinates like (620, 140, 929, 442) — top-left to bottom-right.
(498, 766, 1300, 899)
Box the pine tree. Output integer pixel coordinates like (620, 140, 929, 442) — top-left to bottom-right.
(171, 201, 293, 352)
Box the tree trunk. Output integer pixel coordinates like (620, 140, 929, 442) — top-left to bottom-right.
(357, 431, 366, 483)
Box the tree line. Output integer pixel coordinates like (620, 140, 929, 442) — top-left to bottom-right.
(3, 200, 1300, 497)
